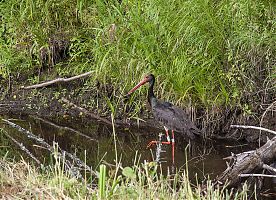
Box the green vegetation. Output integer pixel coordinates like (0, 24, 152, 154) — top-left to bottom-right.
(0, 0, 275, 114)
(1, 1, 274, 198)
(0, 1, 274, 199)
(0, 156, 252, 199)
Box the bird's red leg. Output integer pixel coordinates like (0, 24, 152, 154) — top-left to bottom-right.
(162, 126, 171, 145)
(147, 126, 171, 148)
(172, 130, 175, 164)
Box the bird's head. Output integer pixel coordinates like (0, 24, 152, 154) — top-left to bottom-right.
(127, 74, 155, 95)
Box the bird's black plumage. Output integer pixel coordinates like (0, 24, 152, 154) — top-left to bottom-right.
(152, 99, 200, 139)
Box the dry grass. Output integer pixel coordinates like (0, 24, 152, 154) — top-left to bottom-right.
(0, 159, 94, 199)
(0, 157, 252, 200)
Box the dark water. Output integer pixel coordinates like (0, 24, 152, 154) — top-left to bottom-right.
(0, 114, 275, 197)
(0, 115, 248, 176)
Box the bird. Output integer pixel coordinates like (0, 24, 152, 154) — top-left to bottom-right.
(127, 74, 201, 164)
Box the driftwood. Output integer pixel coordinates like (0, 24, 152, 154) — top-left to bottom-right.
(216, 125, 276, 188)
(21, 71, 93, 89)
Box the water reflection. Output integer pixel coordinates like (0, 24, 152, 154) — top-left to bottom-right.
(1, 114, 275, 199)
(1, 114, 251, 181)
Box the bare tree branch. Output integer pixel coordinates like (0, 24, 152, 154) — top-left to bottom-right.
(2, 119, 98, 177)
(262, 164, 276, 174)
(21, 71, 93, 89)
(260, 101, 276, 127)
(3, 130, 41, 165)
(230, 125, 276, 135)
(239, 174, 276, 178)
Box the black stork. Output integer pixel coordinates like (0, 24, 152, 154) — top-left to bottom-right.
(127, 74, 201, 164)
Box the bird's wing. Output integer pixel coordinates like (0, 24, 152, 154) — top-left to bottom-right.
(152, 102, 200, 138)
(170, 105, 200, 132)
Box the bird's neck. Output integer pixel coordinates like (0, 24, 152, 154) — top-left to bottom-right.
(148, 81, 156, 107)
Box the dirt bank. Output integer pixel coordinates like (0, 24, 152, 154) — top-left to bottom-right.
(0, 78, 275, 144)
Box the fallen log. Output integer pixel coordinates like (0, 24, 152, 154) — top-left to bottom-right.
(216, 125, 276, 188)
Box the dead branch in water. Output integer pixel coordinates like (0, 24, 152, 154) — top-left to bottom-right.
(21, 71, 93, 89)
(3, 130, 41, 165)
(215, 125, 276, 188)
(2, 118, 98, 178)
(61, 97, 113, 126)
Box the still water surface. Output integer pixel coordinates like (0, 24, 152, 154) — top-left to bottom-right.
(1, 114, 252, 181)
(1, 114, 275, 199)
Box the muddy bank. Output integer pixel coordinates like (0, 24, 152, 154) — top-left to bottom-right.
(0, 79, 275, 143)
(0, 79, 163, 130)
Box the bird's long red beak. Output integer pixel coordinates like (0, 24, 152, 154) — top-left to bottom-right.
(127, 78, 148, 95)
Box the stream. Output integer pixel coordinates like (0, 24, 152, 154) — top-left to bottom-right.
(0, 114, 249, 176)
(0, 114, 275, 197)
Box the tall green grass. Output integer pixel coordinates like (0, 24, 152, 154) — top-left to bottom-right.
(0, 0, 275, 112)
